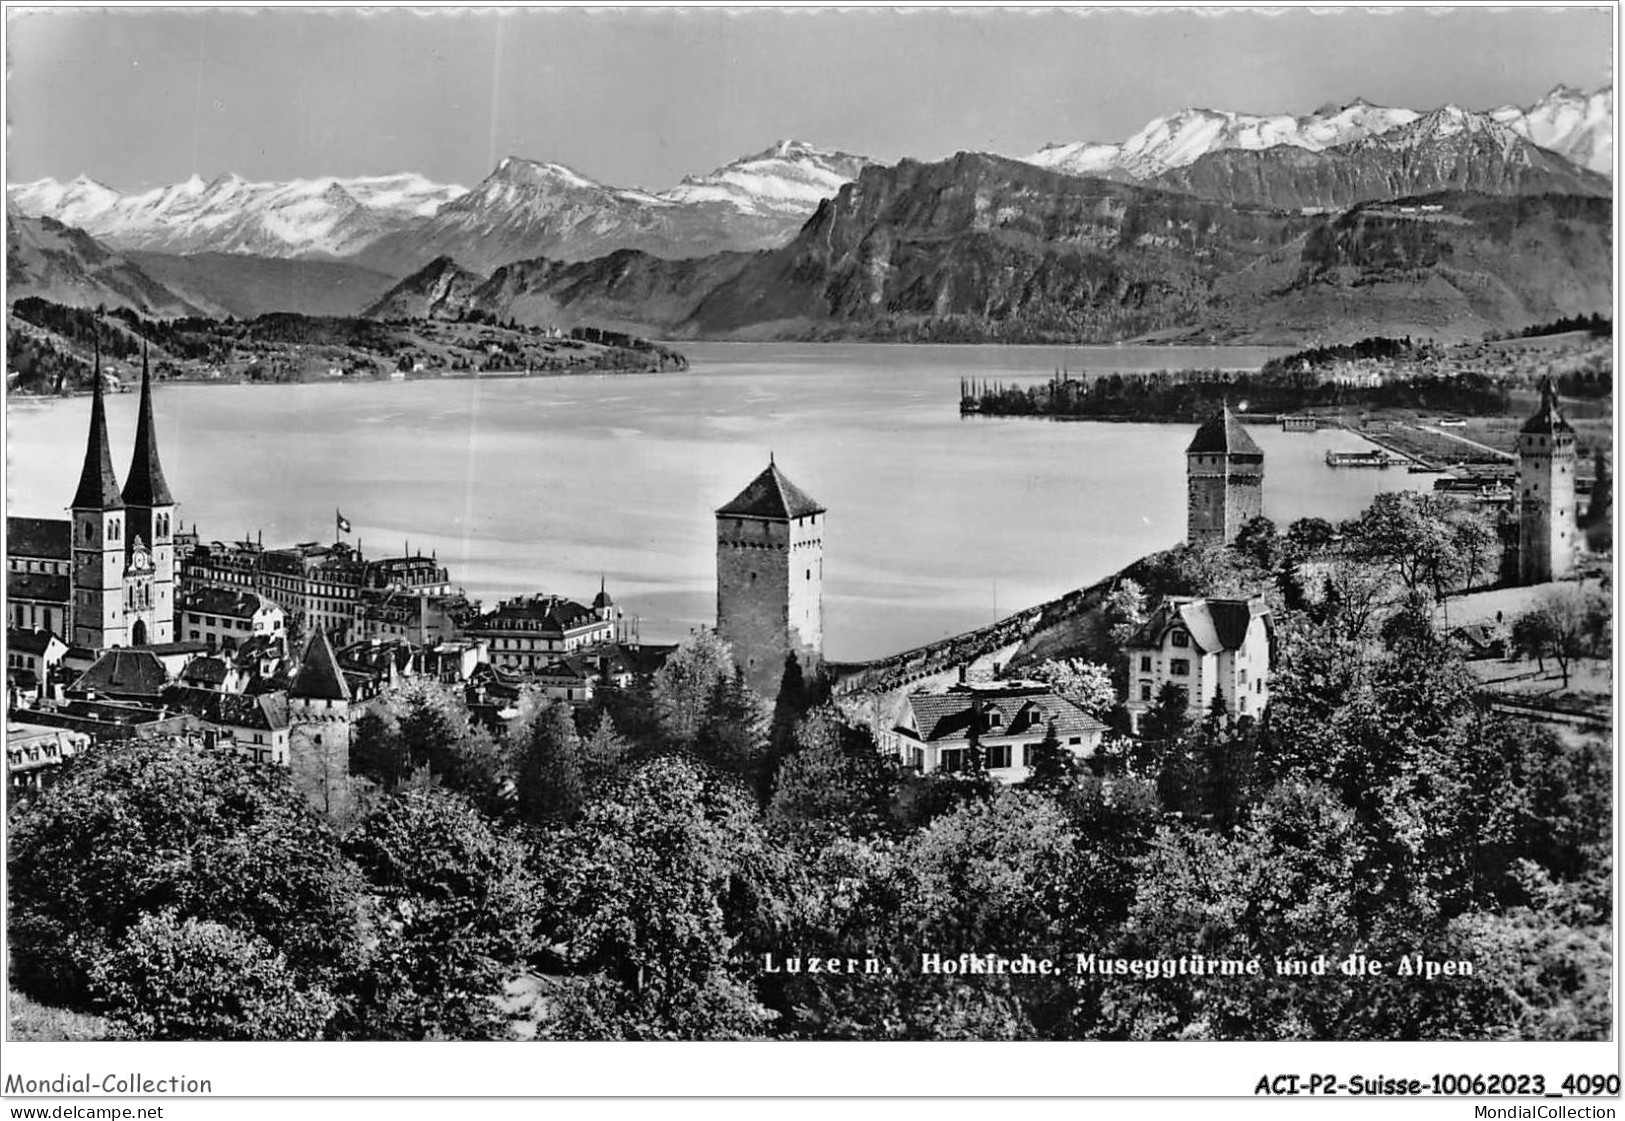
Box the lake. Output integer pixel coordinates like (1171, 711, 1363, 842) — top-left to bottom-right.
(6, 342, 1433, 661)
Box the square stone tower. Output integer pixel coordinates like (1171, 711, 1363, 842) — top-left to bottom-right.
(1517, 378, 1578, 584)
(716, 458, 825, 699)
(1186, 404, 1264, 546)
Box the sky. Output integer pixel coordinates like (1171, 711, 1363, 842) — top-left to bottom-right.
(5, 5, 1615, 192)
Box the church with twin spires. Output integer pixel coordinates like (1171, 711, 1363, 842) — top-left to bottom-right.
(64, 342, 179, 651)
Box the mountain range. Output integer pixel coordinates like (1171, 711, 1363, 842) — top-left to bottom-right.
(8, 86, 1607, 272)
(1024, 85, 1613, 183)
(8, 141, 874, 275)
(360, 153, 1611, 346)
(1149, 104, 1610, 211)
(6, 85, 1612, 344)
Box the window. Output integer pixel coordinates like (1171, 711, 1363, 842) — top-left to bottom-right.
(1170, 659, 1191, 677)
(1140, 683, 1152, 701)
(1171, 630, 1189, 648)
(984, 711, 1002, 729)
(939, 748, 965, 774)
(1069, 737, 1082, 746)
(1238, 669, 1248, 686)
(1140, 655, 1152, 672)
(985, 744, 1012, 769)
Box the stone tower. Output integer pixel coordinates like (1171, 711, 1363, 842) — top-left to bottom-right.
(288, 628, 354, 819)
(716, 458, 825, 698)
(1517, 377, 1578, 584)
(120, 342, 177, 644)
(70, 343, 130, 650)
(1186, 404, 1264, 546)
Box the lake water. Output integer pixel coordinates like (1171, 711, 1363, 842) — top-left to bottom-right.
(6, 342, 1433, 661)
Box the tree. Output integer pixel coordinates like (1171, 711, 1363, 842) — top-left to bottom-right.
(8, 739, 363, 1010)
(1102, 577, 1150, 651)
(768, 707, 896, 841)
(1108, 782, 1368, 1040)
(341, 788, 539, 1040)
(579, 711, 632, 788)
(535, 758, 780, 1040)
(1022, 720, 1076, 791)
(1234, 515, 1280, 570)
(1140, 681, 1192, 746)
(1314, 556, 1392, 642)
(1522, 588, 1595, 687)
(695, 668, 768, 784)
(1284, 516, 1336, 558)
(1511, 609, 1558, 672)
(1026, 659, 1116, 717)
(511, 699, 587, 824)
(1349, 491, 1490, 599)
(90, 911, 334, 1041)
(387, 680, 474, 778)
(351, 707, 407, 788)
(651, 630, 737, 749)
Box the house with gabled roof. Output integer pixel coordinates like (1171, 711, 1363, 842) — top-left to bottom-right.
(7, 626, 68, 686)
(163, 685, 292, 765)
(177, 587, 285, 653)
(1123, 595, 1274, 726)
(887, 681, 1107, 784)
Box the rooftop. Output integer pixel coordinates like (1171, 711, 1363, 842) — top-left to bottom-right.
(6, 516, 71, 560)
(1186, 406, 1264, 458)
(1126, 596, 1270, 655)
(898, 686, 1106, 745)
(717, 460, 826, 520)
(1521, 377, 1576, 436)
(7, 627, 65, 656)
(467, 595, 600, 634)
(290, 629, 351, 702)
(72, 648, 171, 698)
(179, 587, 278, 619)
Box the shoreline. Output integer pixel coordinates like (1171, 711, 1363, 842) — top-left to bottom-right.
(7, 364, 678, 400)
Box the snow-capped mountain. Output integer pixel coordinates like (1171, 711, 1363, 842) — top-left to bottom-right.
(1026, 99, 1420, 180)
(658, 139, 876, 216)
(1151, 104, 1610, 211)
(1025, 89, 1612, 182)
(353, 143, 873, 275)
(6, 172, 467, 258)
(1491, 85, 1613, 177)
(8, 142, 874, 272)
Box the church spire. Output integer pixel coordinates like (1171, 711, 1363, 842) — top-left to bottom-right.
(71, 332, 125, 511)
(122, 339, 174, 506)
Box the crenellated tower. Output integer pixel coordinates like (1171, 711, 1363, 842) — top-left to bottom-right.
(715, 458, 825, 699)
(1186, 403, 1264, 546)
(1517, 377, 1578, 584)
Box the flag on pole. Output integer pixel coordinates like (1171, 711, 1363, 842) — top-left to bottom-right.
(336, 509, 353, 535)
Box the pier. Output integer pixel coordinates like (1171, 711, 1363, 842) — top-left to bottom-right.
(1325, 449, 1404, 468)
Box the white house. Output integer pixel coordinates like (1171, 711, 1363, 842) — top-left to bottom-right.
(178, 588, 286, 653)
(887, 681, 1108, 785)
(1123, 595, 1274, 726)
